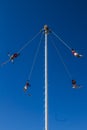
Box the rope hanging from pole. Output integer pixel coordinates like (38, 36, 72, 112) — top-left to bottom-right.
(18, 31, 41, 53)
(49, 35, 72, 80)
(1, 31, 41, 66)
(27, 33, 44, 81)
(52, 30, 72, 51)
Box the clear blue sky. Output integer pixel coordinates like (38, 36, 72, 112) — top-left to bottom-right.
(0, 0, 87, 130)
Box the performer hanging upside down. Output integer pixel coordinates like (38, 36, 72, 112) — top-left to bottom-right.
(72, 80, 81, 89)
(1, 52, 20, 66)
(23, 81, 31, 92)
(71, 49, 83, 58)
(8, 53, 20, 62)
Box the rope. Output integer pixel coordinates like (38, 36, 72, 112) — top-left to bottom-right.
(18, 31, 41, 53)
(49, 36, 72, 80)
(1, 59, 10, 67)
(0, 31, 41, 67)
(28, 33, 43, 80)
(52, 30, 72, 51)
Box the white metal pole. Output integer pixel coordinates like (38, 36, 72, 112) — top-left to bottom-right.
(44, 25, 49, 130)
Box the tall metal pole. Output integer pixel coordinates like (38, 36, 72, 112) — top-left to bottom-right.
(44, 25, 49, 130)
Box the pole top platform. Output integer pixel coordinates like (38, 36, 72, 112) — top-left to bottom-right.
(44, 25, 50, 34)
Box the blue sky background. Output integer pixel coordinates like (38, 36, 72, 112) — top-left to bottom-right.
(0, 0, 87, 130)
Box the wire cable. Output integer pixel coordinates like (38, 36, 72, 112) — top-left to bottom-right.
(1, 59, 10, 67)
(0, 31, 41, 67)
(52, 30, 72, 51)
(49, 35, 72, 80)
(28, 33, 44, 80)
(18, 31, 41, 53)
